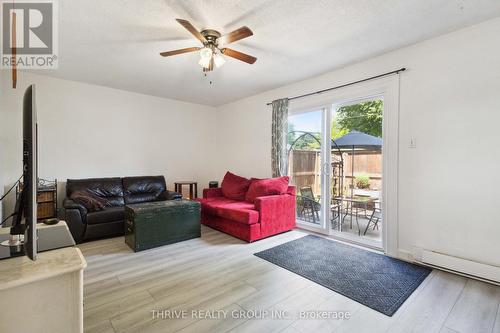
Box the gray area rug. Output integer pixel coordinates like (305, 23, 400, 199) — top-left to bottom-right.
(254, 235, 431, 316)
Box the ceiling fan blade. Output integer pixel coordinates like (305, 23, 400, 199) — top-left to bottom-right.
(221, 48, 257, 64)
(160, 47, 200, 57)
(176, 18, 207, 44)
(218, 26, 253, 46)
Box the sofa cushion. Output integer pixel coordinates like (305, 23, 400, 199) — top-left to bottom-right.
(197, 198, 259, 225)
(216, 202, 259, 225)
(197, 197, 239, 215)
(66, 177, 124, 207)
(245, 176, 290, 203)
(70, 190, 107, 212)
(123, 176, 166, 204)
(87, 206, 125, 225)
(221, 172, 251, 200)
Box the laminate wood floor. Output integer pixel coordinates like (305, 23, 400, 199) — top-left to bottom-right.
(79, 226, 500, 333)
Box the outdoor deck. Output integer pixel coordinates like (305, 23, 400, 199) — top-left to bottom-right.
(297, 205, 382, 244)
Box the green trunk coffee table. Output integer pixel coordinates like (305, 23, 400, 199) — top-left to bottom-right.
(124, 200, 201, 252)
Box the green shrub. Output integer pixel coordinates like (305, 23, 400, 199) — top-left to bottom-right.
(355, 173, 370, 189)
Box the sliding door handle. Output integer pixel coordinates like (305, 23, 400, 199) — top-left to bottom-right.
(323, 162, 331, 176)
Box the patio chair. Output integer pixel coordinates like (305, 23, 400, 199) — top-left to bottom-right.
(363, 201, 381, 235)
(330, 198, 342, 229)
(299, 186, 320, 224)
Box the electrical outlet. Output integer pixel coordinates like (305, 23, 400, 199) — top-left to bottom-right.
(409, 137, 417, 148)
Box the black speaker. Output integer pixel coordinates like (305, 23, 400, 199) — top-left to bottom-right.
(209, 181, 219, 188)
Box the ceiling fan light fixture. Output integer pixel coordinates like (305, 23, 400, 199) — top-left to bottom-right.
(213, 53, 225, 68)
(199, 47, 213, 60)
(160, 19, 257, 71)
(198, 56, 211, 68)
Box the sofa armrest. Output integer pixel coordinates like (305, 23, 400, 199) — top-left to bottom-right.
(203, 188, 223, 199)
(63, 198, 87, 243)
(165, 190, 183, 200)
(255, 194, 296, 237)
(63, 198, 87, 216)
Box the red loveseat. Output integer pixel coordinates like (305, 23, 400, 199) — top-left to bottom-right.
(195, 172, 296, 242)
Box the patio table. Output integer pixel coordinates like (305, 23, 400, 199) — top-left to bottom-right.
(332, 196, 376, 235)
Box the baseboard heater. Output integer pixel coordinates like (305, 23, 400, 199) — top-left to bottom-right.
(413, 248, 500, 285)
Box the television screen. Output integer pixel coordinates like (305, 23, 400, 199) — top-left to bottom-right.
(14, 84, 38, 260)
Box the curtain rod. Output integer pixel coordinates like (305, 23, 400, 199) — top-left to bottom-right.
(266, 67, 406, 106)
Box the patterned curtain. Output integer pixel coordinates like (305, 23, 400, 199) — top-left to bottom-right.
(271, 98, 289, 177)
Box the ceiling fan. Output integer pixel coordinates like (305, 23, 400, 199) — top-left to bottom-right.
(160, 19, 257, 71)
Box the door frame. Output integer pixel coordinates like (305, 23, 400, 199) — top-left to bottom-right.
(289, 75, 400, 257)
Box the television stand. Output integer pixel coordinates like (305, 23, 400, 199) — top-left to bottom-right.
(0, 220, 75, 260)
(0, 222, 86, 333)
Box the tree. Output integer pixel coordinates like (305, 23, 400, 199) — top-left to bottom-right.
(331, 118, 348, 141)
(336, 100, 383, 137)
(288, 123, 320, 150)
(292, 132, 320, 150)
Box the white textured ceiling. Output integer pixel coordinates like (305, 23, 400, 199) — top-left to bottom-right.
(37, 0, 500, 106)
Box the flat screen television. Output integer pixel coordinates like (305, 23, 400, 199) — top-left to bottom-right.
(5, 85, 38, 260)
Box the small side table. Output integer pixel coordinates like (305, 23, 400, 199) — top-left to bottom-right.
(17, 178, 58, 221)
(174, 181, 198, 199)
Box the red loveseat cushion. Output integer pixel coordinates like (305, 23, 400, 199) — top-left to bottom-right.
(197, 197, 259, 225)
(198, 197, 237, 215)
(216, 201, 259, 225)
(245, 176, 290, 203)
(221, 172, 251, 200)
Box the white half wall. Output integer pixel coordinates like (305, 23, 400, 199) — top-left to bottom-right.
(214, 17, 500, 269)
(0, 72, 217, 217)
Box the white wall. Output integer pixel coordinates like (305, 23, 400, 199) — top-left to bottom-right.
(0, 72, 217, 217)
(215, 17, 500, 268)
(1, 16, 499, 275)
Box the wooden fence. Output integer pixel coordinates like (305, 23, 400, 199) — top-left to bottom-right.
(289, 149, 382, 196)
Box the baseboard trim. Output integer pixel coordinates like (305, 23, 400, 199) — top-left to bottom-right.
(396, 249, 413, 261)
(409, 248, 500, 285)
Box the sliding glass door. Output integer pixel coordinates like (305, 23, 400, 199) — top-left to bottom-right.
(288, 108, 330, 233)
(288, 97, 384, 249)
(329, 98, 384, 249)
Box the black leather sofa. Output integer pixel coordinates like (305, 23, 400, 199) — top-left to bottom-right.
(63, 176, 182, 243)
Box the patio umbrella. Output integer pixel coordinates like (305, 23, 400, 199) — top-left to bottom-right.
(332, 130, 382, 149)
(332, 131, 382, 197)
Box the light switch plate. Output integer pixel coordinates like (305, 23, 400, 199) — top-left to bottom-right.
(409, 137, 417, 148)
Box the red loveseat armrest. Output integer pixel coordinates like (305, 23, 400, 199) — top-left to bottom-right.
(255, 192, 296, 238)
(203, 187, 223, 198)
